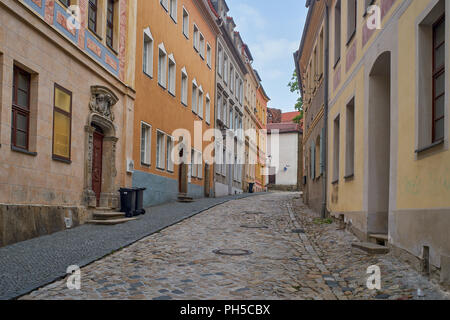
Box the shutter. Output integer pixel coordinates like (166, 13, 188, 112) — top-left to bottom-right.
(320, 127, 325, 175)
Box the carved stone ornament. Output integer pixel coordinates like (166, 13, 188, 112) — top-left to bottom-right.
(89, 86, 119, 122)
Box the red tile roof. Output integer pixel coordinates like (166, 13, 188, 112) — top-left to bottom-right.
(267, 122, 302, 134)
(281, 111, 301, 123)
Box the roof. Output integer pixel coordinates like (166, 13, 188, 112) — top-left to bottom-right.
(281, 111, 301, 123)
(267, 122, 302, 134)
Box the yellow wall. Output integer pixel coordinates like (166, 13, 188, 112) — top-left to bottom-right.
(396, 0, 450, 209)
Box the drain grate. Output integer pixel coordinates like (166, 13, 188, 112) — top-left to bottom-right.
(292, 229, 305, 234)
(213, 249, 253, 256)
(241, 225, 269, 229)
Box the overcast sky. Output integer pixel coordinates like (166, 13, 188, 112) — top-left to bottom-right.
(226, 0, 308, 113)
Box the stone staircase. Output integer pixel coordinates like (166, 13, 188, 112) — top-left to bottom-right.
(351, 234, 390, 254)
(88, 208, 138, 225)
(177, 194, 194, 203)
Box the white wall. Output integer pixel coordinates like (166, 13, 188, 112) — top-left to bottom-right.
(269, 133, 299, 186)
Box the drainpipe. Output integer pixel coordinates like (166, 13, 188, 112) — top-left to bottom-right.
(321, 2, 330, 219)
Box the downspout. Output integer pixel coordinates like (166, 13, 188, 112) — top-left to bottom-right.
(321, 2, 330, 219)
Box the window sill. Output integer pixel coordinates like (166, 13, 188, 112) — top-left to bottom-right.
(143, 72, 153, 80)
(11, 146, 37, 157)
(141, 162, 151, 168)
(415, 139, 445, 154)
(52, 156, 72, 164)
(331, 179, 339, 185)
(158, 82, 167, 90)
(168, 91, 176, 98)
(106, 44, 118, 56)
(344, 173, 354, 181)
(88, 28, 103, 42)
(346, 31, 356, 47)
(183, 33, 189, 40)
(181, 101, 188, 108)
(333, 58, 341, 70)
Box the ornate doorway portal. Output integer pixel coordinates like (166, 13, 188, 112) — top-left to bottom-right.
(83, 86, 119, 209)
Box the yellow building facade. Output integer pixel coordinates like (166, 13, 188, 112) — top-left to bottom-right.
(324, 0, 449, 280)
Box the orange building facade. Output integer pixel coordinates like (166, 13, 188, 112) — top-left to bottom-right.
(256, 83, 269, 192)
(132, 0, 219, 206)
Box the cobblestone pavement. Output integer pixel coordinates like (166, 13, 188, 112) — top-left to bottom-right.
(21, 192, 449, 300)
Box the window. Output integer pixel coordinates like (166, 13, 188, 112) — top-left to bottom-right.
(191, 149, 197, 178)
(347, 0, 357, 43)
(206, 44, 212, 67)
(166, 136, 174, 172)
(168, 54, 176, 95)
(160, 0, 168, 11)
(193, 25, 199, 51)
(140, 122, 151, 165)
(345, 98, 355, 177)
(182, 7, 189, 38)
(158, 44, 167, 88)
(218, 45, 223, 76)
(364, 0, 373, 13)
(199, 33, 205, 58)
(432, 16, 445, 142)
(217, 94, 222, 121)
(333, 116, 340, 182)
(192, 80, 198, 114)
(334, 0, 341, 66)
(229, 108, 233, 129)
(88, 0, 98, 33)
(222, 148, 226, 176)
(170, 0, 177, 22)
(52, 85, 72, 161)
(417, 3, 446, 151)
(319, 28, 324, 76)
(143, 28, 154, 77)
(60, 0, 71, 7)
(229, 65, 234, 92)
(198, 87, 204, 119)
(235, 74, 239, 98)
(106, 0, 115, 49)
(205, 94, 211, 124)
(239, 80, 243, 104)
(223, 100, 228, 125)
(224, 55, 228, 84)
(11, 66, 31, 150)
(181, 68, 188, 106)
(156, 131, 165, 169)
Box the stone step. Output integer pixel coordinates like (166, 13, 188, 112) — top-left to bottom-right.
(177, 195, 194, 203)
(352, 242, 389, 255)
(369, 234, 388, 241)
(87, 218, 138, 225)
(94, 207, 115, 212)
(92, 212, 126, 220)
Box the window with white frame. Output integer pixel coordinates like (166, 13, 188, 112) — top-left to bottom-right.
(217, 94, 222, 121)
(223, 100, 228, 125)
(230, 65, 234, 92)
(160, 0, 168, 11)
(168, 54, 176, 95)
(158, 43, 167, 88)
(156, 131, 166, 169)
(143, 28, 154, 77)
(239, 80, 243, 104)
(182, 7, 189, 38)
(140, 122, 151, 165)
(192, 80, 198, 114)
(218, 45, 223, 77)
(166, 136, 174, 172)
(191, 149, 197, 178)
(205, 94, 211, 124)
(197, 151, 203, 179)
(224, 55, 228, 84)
(222, 148, 226, 176)
(193, 24, 199, 51)
(215, 141, 222, 174)
(169, 0, 177, 22)
(206, 43, 212, 67)
(198, 87, 204, 119)
(229, 107, 233, 129)
(199, 33, 205, 59)
(235, 74, 239, 98)
(181, 67, 188, 106)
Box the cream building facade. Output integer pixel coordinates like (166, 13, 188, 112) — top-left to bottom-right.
(0, 0, 136, 247)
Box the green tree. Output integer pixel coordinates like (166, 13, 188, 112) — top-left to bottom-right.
(288, 70, 304, 123)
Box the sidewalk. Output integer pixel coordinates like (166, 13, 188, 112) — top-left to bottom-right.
(0, 193, 260, 300)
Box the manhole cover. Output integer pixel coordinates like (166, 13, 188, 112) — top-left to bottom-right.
(292, 229, 305, 234)
(241, 225, 269, 229)
(213, 249, 253, 256)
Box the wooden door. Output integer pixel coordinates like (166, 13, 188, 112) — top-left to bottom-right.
(92, 130, 104, 207)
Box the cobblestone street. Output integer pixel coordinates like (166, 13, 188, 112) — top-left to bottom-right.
(21, 193, 449, 300)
